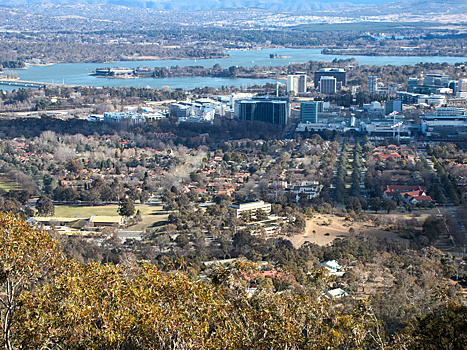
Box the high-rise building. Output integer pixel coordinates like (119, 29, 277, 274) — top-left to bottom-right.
(314, 68, 346, 88)
(234, 99, 289, 126)
(287, 74, 307, 94)
(459, 79, 467, 92)
(456, 79, 467, 98)
(384, 100, 403, 115)
(319, 76, 337, 94)
(367, 76, 378, 93)
(300, 101, 323, 123)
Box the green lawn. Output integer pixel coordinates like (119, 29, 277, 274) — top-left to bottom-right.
(0, 176, 20, 190)
(54, 205, 120, 218)
(54, 204, 169, 231)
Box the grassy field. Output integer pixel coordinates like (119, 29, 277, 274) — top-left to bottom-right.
(54, 203, 169, 231)
(0, 176, 19, 190)
(55, 205, 120, 217)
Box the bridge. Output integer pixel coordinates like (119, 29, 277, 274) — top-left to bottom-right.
(0, 79, 55, 89)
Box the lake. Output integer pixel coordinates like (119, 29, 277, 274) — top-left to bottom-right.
(4, 48, 466, 90)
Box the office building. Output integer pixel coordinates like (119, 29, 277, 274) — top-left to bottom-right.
(300, 101, 323, 123)
(421, 107, 467, 136)
(319, 76, 337, 94)
(407, 77, 419, 87)
(434, 107, 466, 117)
(231, 201, 272, 219)
(314, 68, 346, 88)
(287, 74, 307, 94)
(423, 74, 451, 87)
(103, 112, 144, 123)
(460, 79, 467, 92)
(457, 79, 467, 98)
(388, 83, 399, 95)
(396, 92, 445, 106)
(449, 81, 459, 94)
(367, 76, 378, 93)
(385, 100, 403, 115)
(362, 121, 411, 139)
(234, 99, 289, 126)
(363, 101, 384, 116)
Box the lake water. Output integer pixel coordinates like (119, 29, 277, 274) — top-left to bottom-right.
(4, 48, 467, 90)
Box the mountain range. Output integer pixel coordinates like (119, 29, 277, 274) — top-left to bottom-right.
(0, 0, 413, 11)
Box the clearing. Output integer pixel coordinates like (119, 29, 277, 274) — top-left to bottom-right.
(286, 213, 414, 248)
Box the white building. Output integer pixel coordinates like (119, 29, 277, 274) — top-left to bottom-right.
(367, 76, 378, 93)
(421, 107, 467, 136)
(435, 107, 466, 116)
(287, 74, 307, 94)
(318, 260, 343, 274)
(290, 181, 322, 200)
(143, 111, 167, 121)
(423, 95, 445, 106)
(231, 201, 272, 219)
(171, 101, 216, 123)
(363, 101, 385, 115)
(103, 112, 145, 123)
(326, 288, 348, 299)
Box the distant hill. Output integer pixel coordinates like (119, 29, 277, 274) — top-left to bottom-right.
(0, 0, 465, 15)
(342, 0, 467, 16)
(0, 0, 414, 11)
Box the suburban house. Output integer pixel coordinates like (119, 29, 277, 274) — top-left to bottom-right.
(318, 260, 344, 275)
(382, 185, 433, 205)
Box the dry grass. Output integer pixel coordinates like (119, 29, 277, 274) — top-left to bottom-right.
(285, 213, 405, 248)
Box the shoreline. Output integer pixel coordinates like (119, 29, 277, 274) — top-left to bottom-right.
(20, 46, 467, 66)
(33, 54, 232, 66)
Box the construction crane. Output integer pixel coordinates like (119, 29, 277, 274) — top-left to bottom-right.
(391, 120, 403, 141)
(390, 112, 403, 141)
(276, 81, 282, 97)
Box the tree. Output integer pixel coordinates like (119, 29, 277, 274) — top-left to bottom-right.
(255, 208, 269, 221)
(370, 198, 382, 213)
(35, 195, 54, 217)
(139, 190, 150, 204)
(0, 213, 62, 350)
(80, 188, 102, 206)
(118, 198, 135, 217)
(400, 301, 467, 349)
(53, 186, 78, 203)
(382, 198, 397, 214)
(240, 211, 252, 223)
(175, 234, 190, 248)
(346, 196, 362, 214)
(422, 215, 445, 243)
